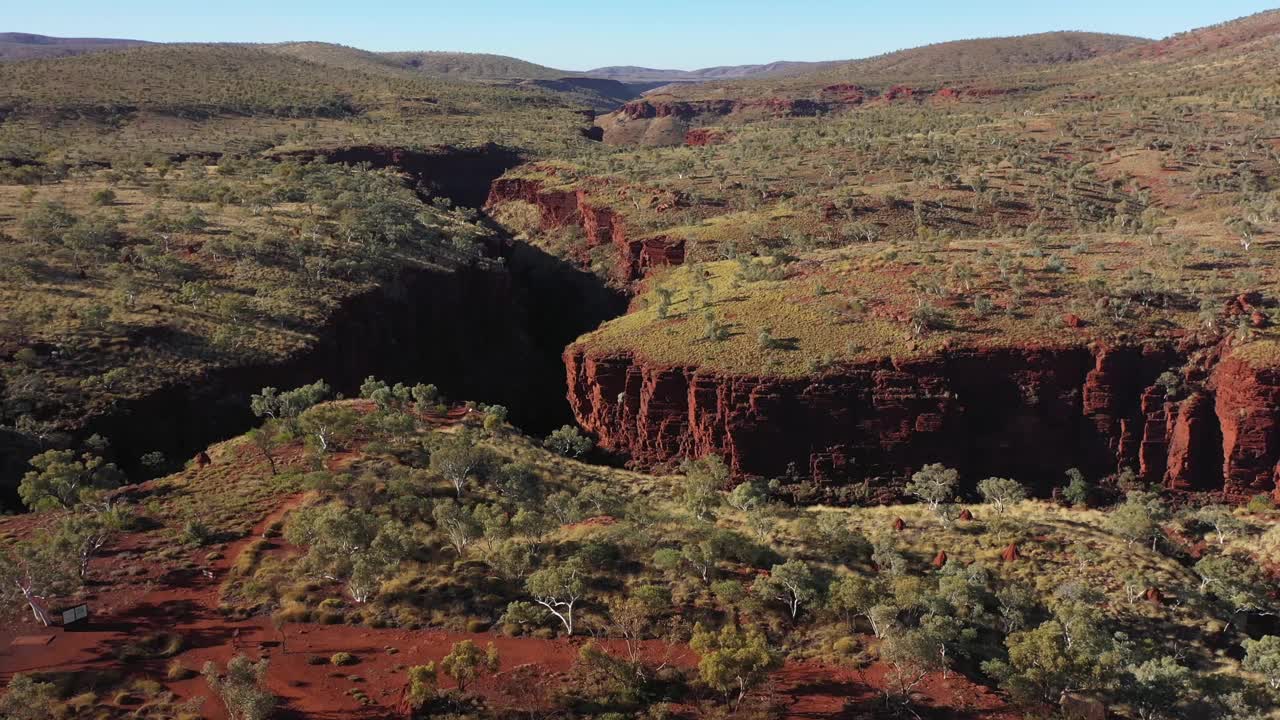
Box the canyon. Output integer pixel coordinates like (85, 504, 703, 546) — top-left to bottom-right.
(4, 153, 1276, 508)
(0, 148, 628, 507)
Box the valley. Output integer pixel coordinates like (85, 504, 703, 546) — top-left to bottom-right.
(3, 7, 1280, 720)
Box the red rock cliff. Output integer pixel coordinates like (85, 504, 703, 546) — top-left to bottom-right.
(1213, 355, 1280, 494)
(565, 342, 1280, 497)
(486, 177, 684, 282)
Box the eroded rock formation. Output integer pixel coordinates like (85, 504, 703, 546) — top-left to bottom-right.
(565, 341, 1280, 497)
(486, 177, 685, 282)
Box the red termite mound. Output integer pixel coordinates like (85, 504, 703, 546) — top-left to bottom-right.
(1001, 544, 1021, 562)
(485, 177, 684, 283)
(564, 340, 1280, 498)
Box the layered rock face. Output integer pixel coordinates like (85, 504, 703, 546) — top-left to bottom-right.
(485, 177, 685, 282)
(565, 342, 1280, 497)
(1214, 356, 1280, 494)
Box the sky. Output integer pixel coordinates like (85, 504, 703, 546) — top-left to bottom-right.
(7, 1, 1278, 71)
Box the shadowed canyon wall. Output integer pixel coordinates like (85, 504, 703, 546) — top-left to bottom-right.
(0, 148, 627, 507)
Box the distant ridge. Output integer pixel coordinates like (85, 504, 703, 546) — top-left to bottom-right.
(823, 31, 1152, 82)
(379, 50, 570, 80)
(582, 60, 842, 83)
(0, 32, 149, 61)
(1115, 8, 1280, 61)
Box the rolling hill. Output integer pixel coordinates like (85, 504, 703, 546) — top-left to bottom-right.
(1114, 7, 1280, 61)
(825, 30, 1151, 81)
(645, 30, 1154, 101)
(263, 41, 420, 77)
(380, 50, 570, 80)
(0, 32, 149, 61)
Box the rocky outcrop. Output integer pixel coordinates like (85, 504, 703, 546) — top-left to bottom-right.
(684, 129, 729, 146)
(1164, 392, 1222, 490)
(601, 86, 1012, 146)
(819, 84, 869, 103)
(565, 341, 1280, 497)
(486, 176, 684, 282)
(1213, 356, 1280, 495)
(619, 99, 739, 120)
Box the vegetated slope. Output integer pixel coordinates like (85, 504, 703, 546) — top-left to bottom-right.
(0, 43, 595, 160)
(0, 41, 612, 500)
(591, 30, 1157, 145)
(823, 30, 1150, 82)
(262, 41, 422, 78)
(0, 44, 411, 116)
(591, 31, 1143, 88)
(264, 43, 644, 111)
(0, 32, 149, 61)
(380, 50, 570, 80)
(639, 31, 1151, 104)
(3, 396, 1278, 720)
(0, 160, 496, 480)
(1114, 7, 1280, 61)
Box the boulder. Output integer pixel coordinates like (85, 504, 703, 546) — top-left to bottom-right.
(1060, 692, 1107, 720)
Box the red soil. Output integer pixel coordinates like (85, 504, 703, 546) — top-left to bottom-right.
(1, 485, 1017, 719)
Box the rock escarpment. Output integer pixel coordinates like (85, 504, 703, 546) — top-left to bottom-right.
(598, 85, 1016, 146)
(485, 177, 685, 282)
(565, 342, 1280, 497)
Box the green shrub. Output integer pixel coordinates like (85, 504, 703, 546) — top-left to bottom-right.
(1247, 494, 1274, 513)
(182, 520, 215, 546)
(833, 636, 862, 656)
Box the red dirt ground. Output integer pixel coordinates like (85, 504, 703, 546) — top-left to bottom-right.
(1, 431, 1018, 719)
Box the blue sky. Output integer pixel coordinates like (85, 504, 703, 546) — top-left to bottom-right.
(8, 1, 1278, 70)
